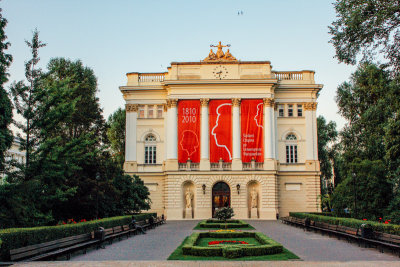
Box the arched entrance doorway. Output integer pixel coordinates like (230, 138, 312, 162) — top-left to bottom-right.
(212, 182, 230, 217)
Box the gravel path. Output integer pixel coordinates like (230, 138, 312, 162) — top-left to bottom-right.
(71, 220, 399, 261)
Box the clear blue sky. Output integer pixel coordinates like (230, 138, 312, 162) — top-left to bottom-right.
(2, 0, 355, 129)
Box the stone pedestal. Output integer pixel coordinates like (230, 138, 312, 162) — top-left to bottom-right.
(185, 208, 193, 219)
(251, 208, 258, 219)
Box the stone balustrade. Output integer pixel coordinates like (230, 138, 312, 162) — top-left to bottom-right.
(272, 70, 314, 81)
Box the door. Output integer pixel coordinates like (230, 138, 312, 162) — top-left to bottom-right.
(212, 182, 230, 217)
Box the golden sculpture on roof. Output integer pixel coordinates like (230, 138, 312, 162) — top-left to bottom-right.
(203, 41, 238, 62)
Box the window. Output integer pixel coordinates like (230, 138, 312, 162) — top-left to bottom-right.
(144, 134, 157, 164)
(297, 104, 303, 117)
(288, 104, 293, 117)
(278, 105, 284, 117)
(157, 105, 163, 118)
(285, 134, 298, 163)
(148, 105, 154, 118)
(138, 105, 145, 118)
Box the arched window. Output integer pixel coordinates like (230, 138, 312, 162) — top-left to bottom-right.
(285, 133, 298, 163)
(145, 134, 157, 164)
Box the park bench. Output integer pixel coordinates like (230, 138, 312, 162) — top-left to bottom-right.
(137, 219, 151, 230)
(361, 231, 400, 256)
(9, 232, 98, 262)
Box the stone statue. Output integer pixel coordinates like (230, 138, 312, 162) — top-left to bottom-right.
(185, 189, 192, 208)
(250, 188, 258, 208)
(204, 49, 217, 61)
(224, 49, 236, 61)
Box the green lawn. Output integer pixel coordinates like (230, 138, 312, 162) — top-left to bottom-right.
(168, 236, 300, 261)
(193, 219, 255, 230)
(196, 237, 262, 246)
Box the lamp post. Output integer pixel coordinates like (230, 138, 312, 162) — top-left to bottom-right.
(352, 172, 357, 218)
(96, 172, 100, 219)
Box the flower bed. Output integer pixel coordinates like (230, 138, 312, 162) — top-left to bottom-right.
(181, 231, 283, 258)
(208, 240, 249, 245)
(194, 219, 254, 230)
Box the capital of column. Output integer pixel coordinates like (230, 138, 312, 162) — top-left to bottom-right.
(163, 103, 168, 112)
(167, 99, 178, 108)
(232, 98, 241, 107)
(304, 102, 317, 111)
(126, 104, 138, 112)
(263, 98, 275, 107)
(200, 98, 209, 107)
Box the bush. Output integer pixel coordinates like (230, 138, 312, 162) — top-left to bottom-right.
(0, 213, 155, 261)
(289, 212, 400, 235)
(197, 219, 251, 229)
(215, 207, 234, 222)
(222, 246, 242, 258)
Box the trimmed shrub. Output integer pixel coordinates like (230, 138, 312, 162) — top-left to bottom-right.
(197, 219, 251, 229)
(290, 212, 400, 235)
(0, 213, 156, 261)
(222, 246, 242, 258)
(182, 231, 283, 258)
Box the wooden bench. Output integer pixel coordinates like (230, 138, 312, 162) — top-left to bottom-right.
(137, 219, 151, 230)
(362, 231, 400, 256)
(9, 232, 98, 262)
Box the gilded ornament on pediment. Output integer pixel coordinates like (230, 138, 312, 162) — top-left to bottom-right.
(203, 41, 238, 62)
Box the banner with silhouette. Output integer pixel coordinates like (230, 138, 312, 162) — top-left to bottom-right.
(178, 100, 201, 163)
(209, 99, 232, 163)
(241, 99, 264, 162)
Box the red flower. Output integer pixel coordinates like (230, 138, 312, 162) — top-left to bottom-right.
(363, 219, 367, 221)
(208, 240, 249, 245)
(379, 217, 382, 220)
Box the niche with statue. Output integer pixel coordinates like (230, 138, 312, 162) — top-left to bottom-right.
(182, 181, 195, 219)
(247, 181, 260, 218)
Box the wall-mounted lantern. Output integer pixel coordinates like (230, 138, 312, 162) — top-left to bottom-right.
(202, 184, 206, 194)
(236, 184, 240, 194)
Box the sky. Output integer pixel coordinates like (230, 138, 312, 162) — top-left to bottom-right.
(2, 0, 356, 130)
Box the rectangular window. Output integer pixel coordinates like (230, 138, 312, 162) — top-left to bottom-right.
(139, 105, 145, 118)
(297, 104, 303, 117)
(148, 105, 154, 118)
(157, 105, 163, 118)
(286, 145, 298, 163)
(288, 104, 293, 117)
(145, 146, 156, 164)
(278, 105, 284, 117)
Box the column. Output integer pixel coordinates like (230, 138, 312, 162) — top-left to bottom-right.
(232, 98, 242, 170)
(305, 102, 319, 171)
(165, 99, 178, 171)
(124, 104, 138, 172)
(200, 98, 210, 170)
(163, 103, 168, 162)
(263, 98, 277, 170)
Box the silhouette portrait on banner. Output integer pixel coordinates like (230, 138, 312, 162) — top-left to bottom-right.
(178, 100, 201, 163)
(209, 100, 232, 162)
(241, 99, 264, 162)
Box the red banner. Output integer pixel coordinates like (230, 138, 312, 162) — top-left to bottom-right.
(178, 100, 201, 163)
(241, 99, 264, 162)
(209, 100, 232, 162)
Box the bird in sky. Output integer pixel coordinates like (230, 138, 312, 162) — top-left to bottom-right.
(238, 10, 243, 15)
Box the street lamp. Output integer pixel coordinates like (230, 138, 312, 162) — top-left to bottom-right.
(96, 172, 100, 219)
(352, 172, 357, 218)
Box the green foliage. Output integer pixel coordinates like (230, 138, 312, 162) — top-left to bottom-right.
(0, 213, 155, 261)
(214, 207, 235, 222)
(317, 116, 338, 194)
(222, 246, 242, 258)
(290, 212, 400, 235)
(107, 108, 125, 168)
(329, 0, 400, 74)
(0, 8, 13, 172)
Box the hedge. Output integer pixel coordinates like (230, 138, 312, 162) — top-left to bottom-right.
(181, 231, 283, 258)
(289, 212, 400, 235)
(198, 219, 251, 229)
(0, 213, 156, 261)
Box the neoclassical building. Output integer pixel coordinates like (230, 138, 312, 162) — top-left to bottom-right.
(120, 43, 322, 219)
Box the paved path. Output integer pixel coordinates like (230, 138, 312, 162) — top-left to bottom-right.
(67, 220, 399, 262)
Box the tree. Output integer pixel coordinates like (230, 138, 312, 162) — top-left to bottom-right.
(317, 116, 338, 194)
(329, 0, 400, 74)
(10, 30, 45, 173)
(107, 108, 125, 168)
(215, 207, 235, 223)
(0, 8, 13, 172)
